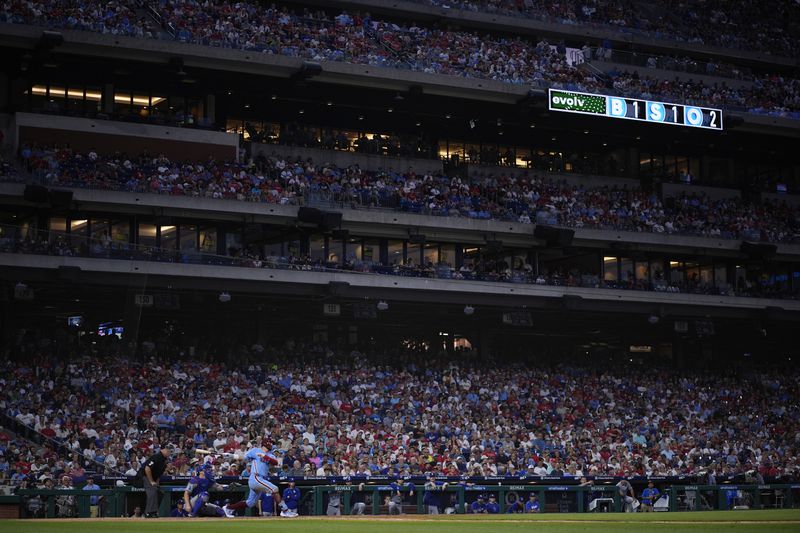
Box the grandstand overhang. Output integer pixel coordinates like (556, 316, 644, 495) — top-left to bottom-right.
(3, 182, 799, 260)
(1, 253, 798, 321)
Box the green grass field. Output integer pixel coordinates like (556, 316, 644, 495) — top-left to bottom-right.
(1, 510, 800, 533)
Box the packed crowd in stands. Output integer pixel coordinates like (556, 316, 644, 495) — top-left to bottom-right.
(1, 1, 799, 118)
(12, 145, 800, 244)
(419, 0, 799, 58)
(1, 334, 799, 489)
(0, 0, 157, 38)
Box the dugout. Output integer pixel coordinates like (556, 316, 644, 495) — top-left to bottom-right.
(312, 483, 623, 514)
(5, 483, 799, 518)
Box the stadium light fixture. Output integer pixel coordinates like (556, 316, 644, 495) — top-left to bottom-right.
(376, 301, 389, 311)
(38, 31, 64, 52)
(14, 282, 33, 301)
(292, 61, 322, 81)
(464, 305, 475, 316)
(169, 57, 187, 76)
(218, 292, 231, 303)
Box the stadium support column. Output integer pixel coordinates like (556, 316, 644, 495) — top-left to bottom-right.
(673, 337, 687, 369)
(529, 250, 539, 276)
(379, 239, 389, 266)
(0, 74, 11, 148)
(122, 293, 141, 356)
(103, 84, 114, 115)
(206, 94, 215, 126)
(626, 147, 639, 181)
(478, 328, 493, 361)
(0, 72, 8, 111)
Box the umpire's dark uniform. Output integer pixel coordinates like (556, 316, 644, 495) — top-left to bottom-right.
(136, 446, 173, 517)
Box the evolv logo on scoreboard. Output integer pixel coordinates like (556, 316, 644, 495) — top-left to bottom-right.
(549, 90, 606, 114)
(552, 95, 584, 107)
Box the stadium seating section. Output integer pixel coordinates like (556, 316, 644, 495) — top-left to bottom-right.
(0, 1, 798, 118)
(1, 337, 798, 487)
(7, 146, 799, 244)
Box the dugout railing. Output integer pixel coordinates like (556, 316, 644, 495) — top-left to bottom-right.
(311, 483, 622, 514)
(4, 483, 799, 518)
(16, 488, 122, 518)
(311, 483, 799, 515)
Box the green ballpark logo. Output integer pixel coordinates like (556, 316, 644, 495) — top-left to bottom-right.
(549, 90, 607, 114)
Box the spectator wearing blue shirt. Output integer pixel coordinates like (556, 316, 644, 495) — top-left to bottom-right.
(11, 467, 27, 486)
(640, 481, 660, 512)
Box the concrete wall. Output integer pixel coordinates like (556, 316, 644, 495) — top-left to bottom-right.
(763, 192, 800, 207)
(5, 181, 800, 258)
(469, 164, 639, 189)
(589, 60, 755, 90)
(14, 112, 239, 161)
(251, 141, 640, 190)
(662, 183, 741, 200)
(3, 252, 798, 311)
(250, 142, 443, 174)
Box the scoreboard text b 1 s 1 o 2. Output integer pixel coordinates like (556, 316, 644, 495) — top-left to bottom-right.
(548, 89, 723, 130)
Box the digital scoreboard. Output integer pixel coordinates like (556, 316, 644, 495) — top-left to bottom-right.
(548, 89, 723, 130)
